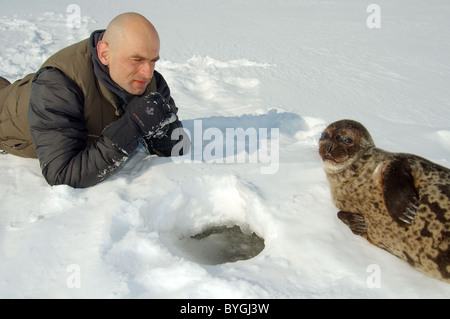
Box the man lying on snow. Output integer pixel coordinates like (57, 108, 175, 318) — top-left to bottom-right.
(0, 12, 189, 188)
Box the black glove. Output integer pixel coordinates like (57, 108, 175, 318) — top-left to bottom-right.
(147, 121, 191, 157)
(103, 93, 177, 155)
(127, 92, 178, 138)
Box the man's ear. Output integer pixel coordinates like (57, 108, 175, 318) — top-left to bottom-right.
(97, 41, 110, 66)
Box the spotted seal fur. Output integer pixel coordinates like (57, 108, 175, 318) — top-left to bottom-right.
(319, 119, 449, 283)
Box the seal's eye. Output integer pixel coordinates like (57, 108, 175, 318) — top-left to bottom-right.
(343, 137, 353, 144)
(320, 132, 330, 141)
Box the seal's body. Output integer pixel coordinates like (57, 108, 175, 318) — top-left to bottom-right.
(319, 120, 449, 283)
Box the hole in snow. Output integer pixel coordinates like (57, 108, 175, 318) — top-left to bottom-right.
(169, 225, 265, 265)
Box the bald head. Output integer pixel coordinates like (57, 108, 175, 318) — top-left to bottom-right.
(97, 12, 161, 95)
(103, 12, 160, 50)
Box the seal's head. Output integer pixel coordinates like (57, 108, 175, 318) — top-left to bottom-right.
(319, 120, 375, 173)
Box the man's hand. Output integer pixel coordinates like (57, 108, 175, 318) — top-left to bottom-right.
(126, 92, 178, 138)
(102, 92, 178, 155)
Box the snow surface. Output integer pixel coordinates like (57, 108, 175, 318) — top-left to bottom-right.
(1, 0, 450, 298)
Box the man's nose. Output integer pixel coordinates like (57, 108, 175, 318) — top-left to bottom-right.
(140, 61, 154, 79)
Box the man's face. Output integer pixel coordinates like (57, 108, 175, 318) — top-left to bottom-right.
(99, 33, 160, 95)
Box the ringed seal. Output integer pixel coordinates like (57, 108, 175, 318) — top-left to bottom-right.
(319, 119, 449, 283)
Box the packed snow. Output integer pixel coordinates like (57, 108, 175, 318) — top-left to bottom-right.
(1, 0, 449, 298)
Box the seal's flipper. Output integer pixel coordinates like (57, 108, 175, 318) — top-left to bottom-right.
(337, 211, 367, 236)
(382, 158, 420, 226)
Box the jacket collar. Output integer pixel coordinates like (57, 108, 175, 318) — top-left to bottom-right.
(89, 30, 136, 106)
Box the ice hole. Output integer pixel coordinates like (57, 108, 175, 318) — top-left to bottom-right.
(170, 225, 265, 265)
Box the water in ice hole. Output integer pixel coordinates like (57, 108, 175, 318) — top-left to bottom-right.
(166, 225, 265, 266)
